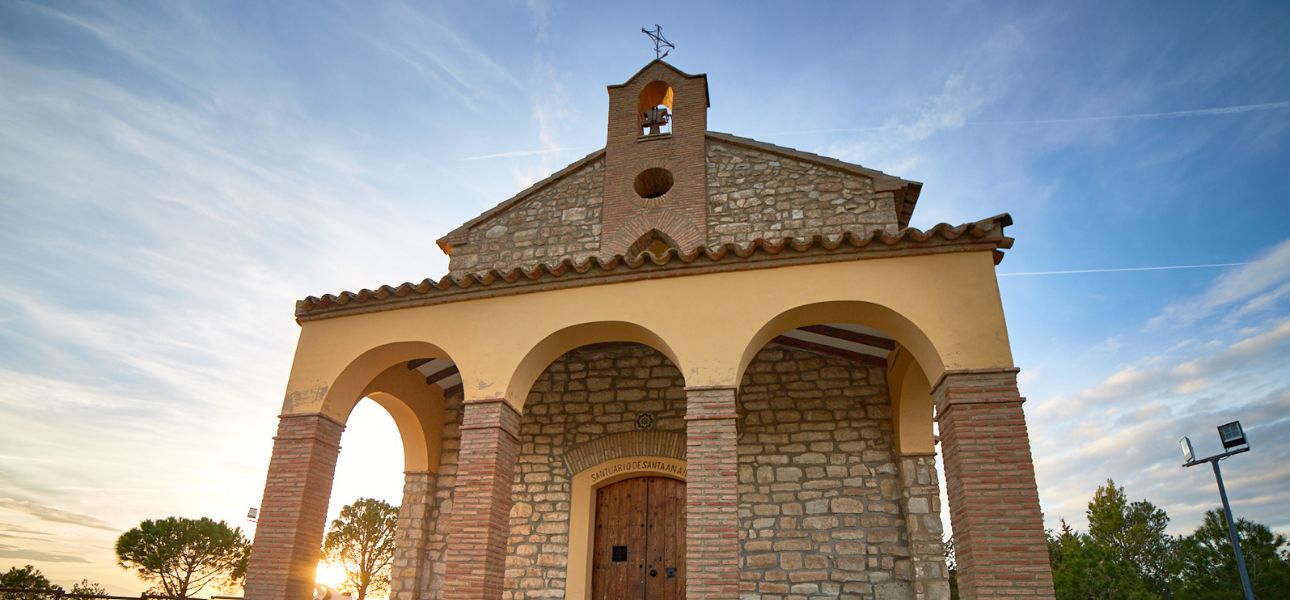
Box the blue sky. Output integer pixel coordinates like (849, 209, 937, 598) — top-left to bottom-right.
(2, 0, 1288, 593)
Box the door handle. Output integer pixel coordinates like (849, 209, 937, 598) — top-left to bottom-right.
(649, 568, 658, 577)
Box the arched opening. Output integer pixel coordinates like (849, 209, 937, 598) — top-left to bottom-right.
(505, 321, 683, 407)
(310, 343, 465, 599)
(626, 228, 681, 258)
(734, 305, 947, 597)
(638, 80, 673, 136)
(503, 323, 689, 600)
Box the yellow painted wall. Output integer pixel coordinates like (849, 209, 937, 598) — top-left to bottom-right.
(282, 250, 1012, 424)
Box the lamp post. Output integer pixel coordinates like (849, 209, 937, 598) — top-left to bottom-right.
(1180, 420, 1254, 600)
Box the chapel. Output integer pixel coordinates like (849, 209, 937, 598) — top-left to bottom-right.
(244, 60, 1056, 600)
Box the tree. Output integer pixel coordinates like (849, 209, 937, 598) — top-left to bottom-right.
(1173, 509, 1290, 599)
(0, 565, 53, 599)
(115, 516, 251, 598)
(70, 579, 109, 596)
(322, 498, 399, 600)
(1050, 533, 1157, 600)
(1086, 479, 1176, 597)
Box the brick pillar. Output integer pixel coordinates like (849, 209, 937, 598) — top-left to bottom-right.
(390, 470, 436, 600)
(442, 399, 519, 600)
(685, 386, 740, 600)
(898, 453, 951, 600)
(246, 413, 345, 600)
(934, 369, 1055, 599)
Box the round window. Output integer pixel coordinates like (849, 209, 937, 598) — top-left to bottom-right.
(634, 168, 674, 199)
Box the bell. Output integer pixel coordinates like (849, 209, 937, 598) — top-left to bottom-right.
(642, 106, 671, 135)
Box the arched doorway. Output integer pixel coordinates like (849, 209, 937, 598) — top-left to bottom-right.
(591, 476, 685, 599)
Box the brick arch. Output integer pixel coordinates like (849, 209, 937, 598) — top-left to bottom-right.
(563, 430, 687, 475)
(601, 211, 705, 257)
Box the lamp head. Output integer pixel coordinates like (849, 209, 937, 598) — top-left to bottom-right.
(1180, 436, 1195, 463)
(1218, 421, 1247, 449)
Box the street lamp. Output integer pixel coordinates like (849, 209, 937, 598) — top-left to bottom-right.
(1180, 420, 1253, 600)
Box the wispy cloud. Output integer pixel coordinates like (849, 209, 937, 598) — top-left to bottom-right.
(770, 100, 1290, 136)
(999, 262, 1248, 277)
(1147, 238, 1290, 330)
(0, 499, 117, 531)
(462, 146, 595, 161)
(0, 544, 91, 564)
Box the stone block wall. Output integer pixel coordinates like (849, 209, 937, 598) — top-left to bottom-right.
(417, 389, 463, 599)
(706, 141, 898, 245)
(504, 343, 688, 600)
(447, 158, 605, 276)
(737, 346, 937, 600)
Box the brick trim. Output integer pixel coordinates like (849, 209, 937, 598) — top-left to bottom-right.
(685, 387, 739, 599)
(684, 385, 738, 421)
(563, 430, 687, 475)
(934, 371, 1054, 599)
(246, 414, 345, 600)
(442, 400, 520, 600)
(931, 367, 1024, 417)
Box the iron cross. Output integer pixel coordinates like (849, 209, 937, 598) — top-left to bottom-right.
(641, 24, 674, 60)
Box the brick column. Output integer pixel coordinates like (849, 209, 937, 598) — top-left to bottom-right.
(390, 470, 436, 600)
(684, 386, 740, 600)
(442, 399, 520, 600)
(898, 453, 951, 600)
(934, 369, 1054, 599)
(246, 413, 345, 600)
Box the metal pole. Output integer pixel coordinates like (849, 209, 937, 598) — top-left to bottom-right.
(1212, 459, 1255, 599)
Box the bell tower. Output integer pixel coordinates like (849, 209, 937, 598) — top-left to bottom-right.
(600, 60, 710, 257)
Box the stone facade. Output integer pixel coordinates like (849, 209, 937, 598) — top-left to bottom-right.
(737, 346, 944, 600)
(384, 341, 946, 600)
(421, 392, 462, 599)
(706, 141, 898, 246)
(445, 138, 905, 277)
(447, 158, 605, 276)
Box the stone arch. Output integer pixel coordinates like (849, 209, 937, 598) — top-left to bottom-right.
(625, 228, 681, 258)
(505, 321, 685, 410)
(563, 430, 686, 474)
(600, 212, 704, 257)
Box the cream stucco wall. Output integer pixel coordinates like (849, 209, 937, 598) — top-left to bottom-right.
(281, 250, 1012, 426)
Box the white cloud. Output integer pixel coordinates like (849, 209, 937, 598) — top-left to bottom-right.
(1148, 238, 1290, 330)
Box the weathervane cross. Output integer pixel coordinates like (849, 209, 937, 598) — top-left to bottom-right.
(641, 24, 674, 60)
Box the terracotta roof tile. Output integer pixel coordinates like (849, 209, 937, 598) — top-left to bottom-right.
(297, 214, 1014, 321)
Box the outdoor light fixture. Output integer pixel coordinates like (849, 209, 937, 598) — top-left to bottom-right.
(1218, 420, 1247, 449)
(1180, 420, 1254, 600)
(247, 507, 259, 522)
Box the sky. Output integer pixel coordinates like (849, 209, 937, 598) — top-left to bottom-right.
(1, 0, 1288, 594)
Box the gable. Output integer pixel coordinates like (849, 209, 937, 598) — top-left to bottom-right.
(442, 154, 606, 274)
(705, 134, 920, 246)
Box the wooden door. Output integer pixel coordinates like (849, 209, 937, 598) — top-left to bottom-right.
(591, 476, 686, 599)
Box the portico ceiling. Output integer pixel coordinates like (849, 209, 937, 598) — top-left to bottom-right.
(402, 322, 893, 398)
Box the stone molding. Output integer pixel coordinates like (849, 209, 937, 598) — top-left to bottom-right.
(563, 430, 687, 475)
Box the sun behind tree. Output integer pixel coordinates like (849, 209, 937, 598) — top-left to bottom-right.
(322, 498, 399, 600)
